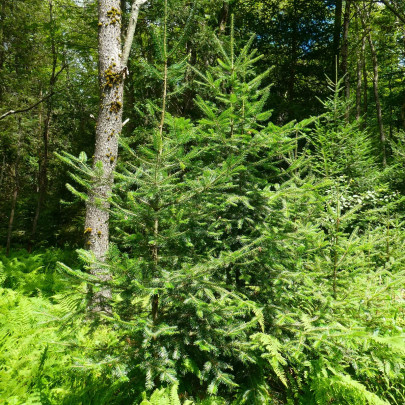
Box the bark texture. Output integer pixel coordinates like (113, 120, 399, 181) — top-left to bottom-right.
(341, 0, 351, 120)
(85, 0, 124, 302)
(85, 0, 146, 308)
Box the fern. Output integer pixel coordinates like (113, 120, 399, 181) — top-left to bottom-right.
(139, 385, 189, 405)
(250, 333, 288, 387)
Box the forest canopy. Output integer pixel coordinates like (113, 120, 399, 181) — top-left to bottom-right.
(0, 0, 404, 404)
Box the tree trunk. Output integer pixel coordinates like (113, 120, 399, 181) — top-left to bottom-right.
(332, 0, 343, 75)
(341, 0, 351, 120)
(85, 0, 146, 310)
(401, 101, 405, 130)
(85, 0, 124, 308)
(219, 1, 229, 34)
(31, 91, 52, 243)
(355, 25, 364, 121)
(6, 121, 21, 256)
(358, 1, 385, 164)
(31, 0, 58, 247)
(6, 169, 18, 256)
(389, 67, 393, 139)
(151, 0, 168, 323)
(356, 2, 368, 127)
(0, 0, 5, 99)
(287, 0, 298, 120)
(362, 35, 368, 123)
(367, 31, 386, 166)
(0, 154, 5, 187)
(182, 40, 196, 116)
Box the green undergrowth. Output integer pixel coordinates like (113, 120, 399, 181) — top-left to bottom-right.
(0, 248, 78, 296)
(0, 249, 231, 404)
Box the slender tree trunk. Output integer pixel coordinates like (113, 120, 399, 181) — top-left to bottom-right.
(401, 101, 405, 130)
(362, 36, 368, 122)
(356, 57, 362, 120)
(0, 0, 5, 99)
(151, 0, 168, 322)
(389, 67, 393, 138)
(125, 60, 136, 136)
(31, 0, 57, 246)
(356, 26, 364, 121)
(332, 196, 341, 299)
(6, 170, 18, 256)
(38, 87, 43, 142)
(151, 208, 160, 322)
(333, 0, 343, 75)
(367, 31, 386, 166)
(287, 0, 298, 120)
(0, 0, 3, 63)
(6, 121, 21, 256)
(31, 92, 52, 242)
(359, 2, 385, 163)
(182, 40, 196, 115)
(0, 154, 5, 187)
(341, 0, 351, 120)
(219, 1, 229, 34)
(356, 2, 368, 127)
(86, 0, 146, 310)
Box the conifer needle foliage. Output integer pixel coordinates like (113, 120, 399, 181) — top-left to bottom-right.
(10, 13, 404, 405)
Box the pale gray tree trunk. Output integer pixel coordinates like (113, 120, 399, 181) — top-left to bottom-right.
(85, 0, 147, 309)
(341, 0, 351, 120)
(332, 0, 342, 75)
